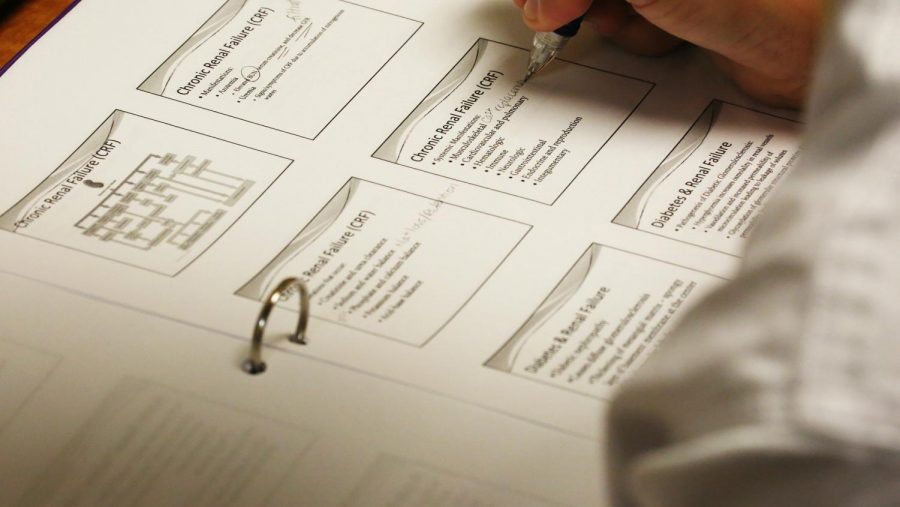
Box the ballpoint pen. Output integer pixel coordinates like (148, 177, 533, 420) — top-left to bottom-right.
(524, 15, 585, 82)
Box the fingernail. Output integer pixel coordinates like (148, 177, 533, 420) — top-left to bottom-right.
(524, 0, 540, 21)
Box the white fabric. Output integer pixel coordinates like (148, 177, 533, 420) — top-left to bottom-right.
(606, 1, 900, 505)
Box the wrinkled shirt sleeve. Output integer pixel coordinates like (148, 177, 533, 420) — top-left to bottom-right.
(606, 1, 900, 505)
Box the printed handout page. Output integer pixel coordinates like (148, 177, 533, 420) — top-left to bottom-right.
(0, 342, 59, 432)
(139, 0, 420, 138)
(375, 39, 652, 204)
(0, 274, 603, 506)
(346, 455, 562, 507)
(0, 0, 807, 468)
(17, 377, 317, 507)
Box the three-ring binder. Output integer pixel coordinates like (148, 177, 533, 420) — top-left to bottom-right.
(243, 277, 311, 375)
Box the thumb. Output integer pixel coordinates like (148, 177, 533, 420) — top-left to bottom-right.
(519, 0, 593, 32)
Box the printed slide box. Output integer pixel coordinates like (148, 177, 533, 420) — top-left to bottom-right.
(238, 178, 530, 346)
(375, 39, 652, 204)
(140, 0, 420, 138)
(487, 244, 721, 398)
(614, 101, 802, 256)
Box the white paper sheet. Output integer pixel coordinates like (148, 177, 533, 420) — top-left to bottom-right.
(0, 273, 602, 506)
(0, 0, 804, 504)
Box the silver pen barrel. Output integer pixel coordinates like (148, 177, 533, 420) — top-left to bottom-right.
(523, 15, 584, 82)
(524, 31, 571, 82)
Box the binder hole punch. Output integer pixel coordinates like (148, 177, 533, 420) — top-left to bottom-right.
(243, 277, 310, 375)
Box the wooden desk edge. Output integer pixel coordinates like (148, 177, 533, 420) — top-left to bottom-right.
(0, 0, 78, 69)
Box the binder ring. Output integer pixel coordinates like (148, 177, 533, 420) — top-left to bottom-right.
(243, 277, 310, 375)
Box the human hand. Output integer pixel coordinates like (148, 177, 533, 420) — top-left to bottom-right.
(512, 0, 824, 108)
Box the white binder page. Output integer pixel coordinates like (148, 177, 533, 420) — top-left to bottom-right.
(0, 0, 801, 438)
(0, 273, 602, 506)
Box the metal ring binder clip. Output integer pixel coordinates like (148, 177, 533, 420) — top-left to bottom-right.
(243, 277, 310, 375)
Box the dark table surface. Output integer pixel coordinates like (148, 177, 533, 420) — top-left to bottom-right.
(1, 0, 76, 68)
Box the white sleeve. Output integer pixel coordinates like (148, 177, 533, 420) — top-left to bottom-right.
(605, 1, 900, 505)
